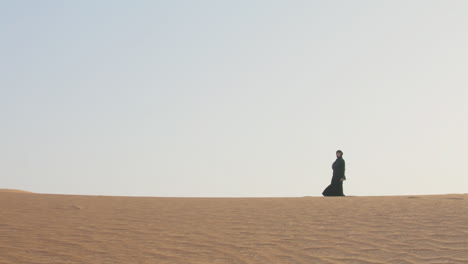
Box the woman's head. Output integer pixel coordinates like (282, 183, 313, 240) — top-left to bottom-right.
(336, 150, 343, 158)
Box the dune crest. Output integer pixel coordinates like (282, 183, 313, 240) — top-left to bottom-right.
(0, 193, 466, 263)
(0, 188, 32, 193)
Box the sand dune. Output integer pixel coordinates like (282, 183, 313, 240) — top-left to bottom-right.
(0, 189, 32, 193)
(0, 192, 466, 264)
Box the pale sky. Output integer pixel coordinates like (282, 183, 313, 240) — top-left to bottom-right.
(1, 1, 467, 197)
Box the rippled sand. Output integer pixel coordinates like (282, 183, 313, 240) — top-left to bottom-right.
(0, 190, 466, 263)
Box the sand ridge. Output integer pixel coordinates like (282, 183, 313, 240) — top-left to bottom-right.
(0, 192, 466, 264)
(0, 189, 33, 193)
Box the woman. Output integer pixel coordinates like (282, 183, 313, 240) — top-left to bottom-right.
(322, 150, 346, 196)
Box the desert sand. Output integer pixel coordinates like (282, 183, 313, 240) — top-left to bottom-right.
(0, 189, 33, 193)
(0, 190, 466, 264)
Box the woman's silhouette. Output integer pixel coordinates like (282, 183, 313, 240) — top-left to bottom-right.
(322, 150, 346, 196)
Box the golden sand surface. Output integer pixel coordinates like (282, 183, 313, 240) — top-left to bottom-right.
(0, 192, 466, 264)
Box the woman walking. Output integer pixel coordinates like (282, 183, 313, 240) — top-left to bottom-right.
(322, 150, 346, 196)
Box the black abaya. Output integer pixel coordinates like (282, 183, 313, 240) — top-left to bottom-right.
(322, 157, 346, 196)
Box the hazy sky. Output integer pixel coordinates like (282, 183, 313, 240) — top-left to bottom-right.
(2, 1, 467, 197)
